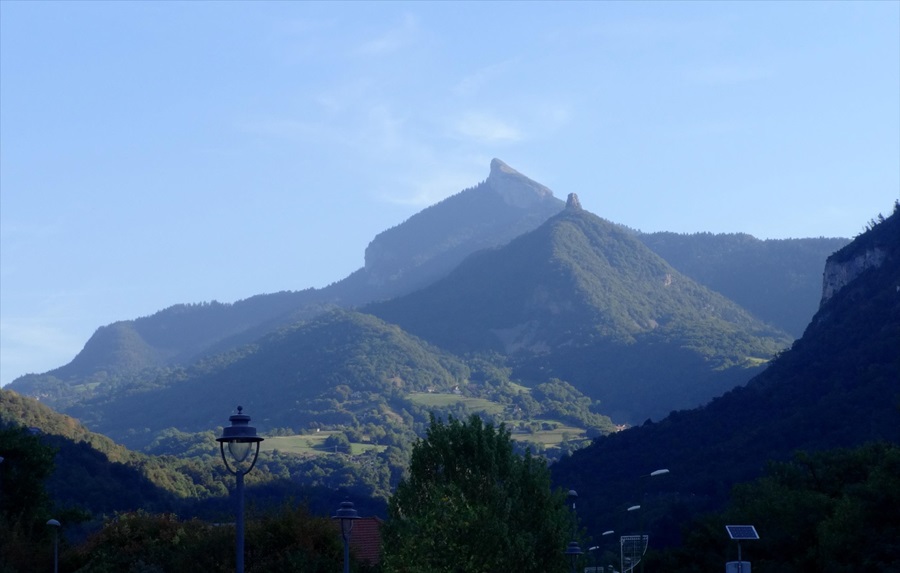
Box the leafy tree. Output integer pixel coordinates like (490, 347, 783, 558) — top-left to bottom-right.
(381, 414, 574, 573)
(324, 433, 352, 453)
(64, 505, 344, 573)
(0, 425, 57, 573)
(650, 443, 900, 572)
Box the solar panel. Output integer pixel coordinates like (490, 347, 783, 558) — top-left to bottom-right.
(726, 525, 759, 540)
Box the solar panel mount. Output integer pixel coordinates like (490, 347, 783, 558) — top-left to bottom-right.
(726, 525, 759, 540)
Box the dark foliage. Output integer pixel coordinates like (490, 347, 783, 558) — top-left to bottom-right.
(648, 443, 900, 572)
(382, 414, 573, 573)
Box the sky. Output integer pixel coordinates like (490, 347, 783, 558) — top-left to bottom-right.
(1, 1, 898, 387)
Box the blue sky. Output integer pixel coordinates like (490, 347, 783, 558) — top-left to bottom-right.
(1, 1, 898, 386)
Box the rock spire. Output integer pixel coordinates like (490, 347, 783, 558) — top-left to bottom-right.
(566, 193, 582, 210)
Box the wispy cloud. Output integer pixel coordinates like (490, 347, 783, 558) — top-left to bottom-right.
(453, 60, 516, 98)
(452, 112, 523, 143)
(384, 166, 486, 208)
(354, 13, 419, 57)
(684, 64, 772, 85)
(237, 118, 321, 140)
(0, 314, 86, 385)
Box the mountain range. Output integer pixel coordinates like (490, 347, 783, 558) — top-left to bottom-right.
(4, 159, 859, 504)
(2, 160, 897, 569)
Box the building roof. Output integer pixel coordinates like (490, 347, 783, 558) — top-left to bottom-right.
(333, 516, 383, 565)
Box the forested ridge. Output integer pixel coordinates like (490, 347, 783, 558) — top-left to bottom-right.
(551, 203, 900, 570)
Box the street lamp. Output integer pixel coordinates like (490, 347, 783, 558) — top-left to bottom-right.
(567, 489, 579, 539)
(621, 506, 641, 573)
(600, 530, 614, 573)
(565, 541, 583, 573)
(217, 406, 264, 573)
(565, 489, 581, 573)
(588, 545, 599, 573)
(332, 500, 360, 573)
(46, 519, 60, 573)
(640, 468, 669, 573)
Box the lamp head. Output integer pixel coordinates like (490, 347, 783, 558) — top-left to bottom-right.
(565, 541, 583, 556)
(217, 406, 264, 471)
(332, 500, 360, 539)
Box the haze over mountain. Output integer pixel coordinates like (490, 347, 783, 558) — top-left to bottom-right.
(8, 159, 847, 442)
(9, 160, 564, 402)
(636, 232, 847, 337)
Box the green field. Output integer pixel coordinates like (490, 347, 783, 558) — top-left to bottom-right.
(510, 423, 586, 446)
(261, 432, 386, 456)
(407, 392, 505, 415)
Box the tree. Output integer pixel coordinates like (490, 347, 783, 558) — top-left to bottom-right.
(381, 414, 574, 573)
(0, 425, 57, 573)
(650, 442, 900, 572)
(64, 505, 344, 573)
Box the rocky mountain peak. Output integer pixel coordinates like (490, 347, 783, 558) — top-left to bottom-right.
(566, 193, 582, 210)
(487, 158, 555, 208)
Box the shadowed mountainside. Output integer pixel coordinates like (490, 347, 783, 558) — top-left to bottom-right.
(550, 202, 900, 544)
(367, 196, 791, 423)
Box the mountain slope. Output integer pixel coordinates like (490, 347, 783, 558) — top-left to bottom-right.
(637, 232, 848, 337)
(358, 158, 564, 294)
(550, 202, 900, 544)
(0, 389, 222, 514)
(9, 160, 564, 407)
(368, 196, 791, 422)
(63, 309, 473, 442)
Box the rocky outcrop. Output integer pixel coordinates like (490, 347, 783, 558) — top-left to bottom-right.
(361, 159, 564, 289)
(486, 158, 554, 208)
(820, 248, 887, 305)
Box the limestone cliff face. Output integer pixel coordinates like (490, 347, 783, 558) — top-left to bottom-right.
(362, 159, 564, 290)
(820, 248, 887, 305)
(486, 158, 554, 208)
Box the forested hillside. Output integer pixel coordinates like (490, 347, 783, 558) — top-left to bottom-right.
(369, 197, 791, 422)
(637, 232, 847, 336)
(550, 202, 900, 553)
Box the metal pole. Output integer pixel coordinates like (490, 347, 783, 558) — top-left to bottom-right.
(640, 510, 645, 573)
(343, 531, 350, 573)
(236, 469, 245, 573)
(53, 527, 58, 573)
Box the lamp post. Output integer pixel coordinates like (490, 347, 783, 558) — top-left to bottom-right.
(565, 489, 581, 573)
(217, 406, 264, 573)
(332, 500, 360, 573)
(601, 530, 614, 573)
(622, 505, 641, 573)
(588, 545, 599, 573)
(46, 519, 60, 573)
(639, 468, 669, 573)
(567, 489, 579, 538)
(565, 541, 583, 573)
